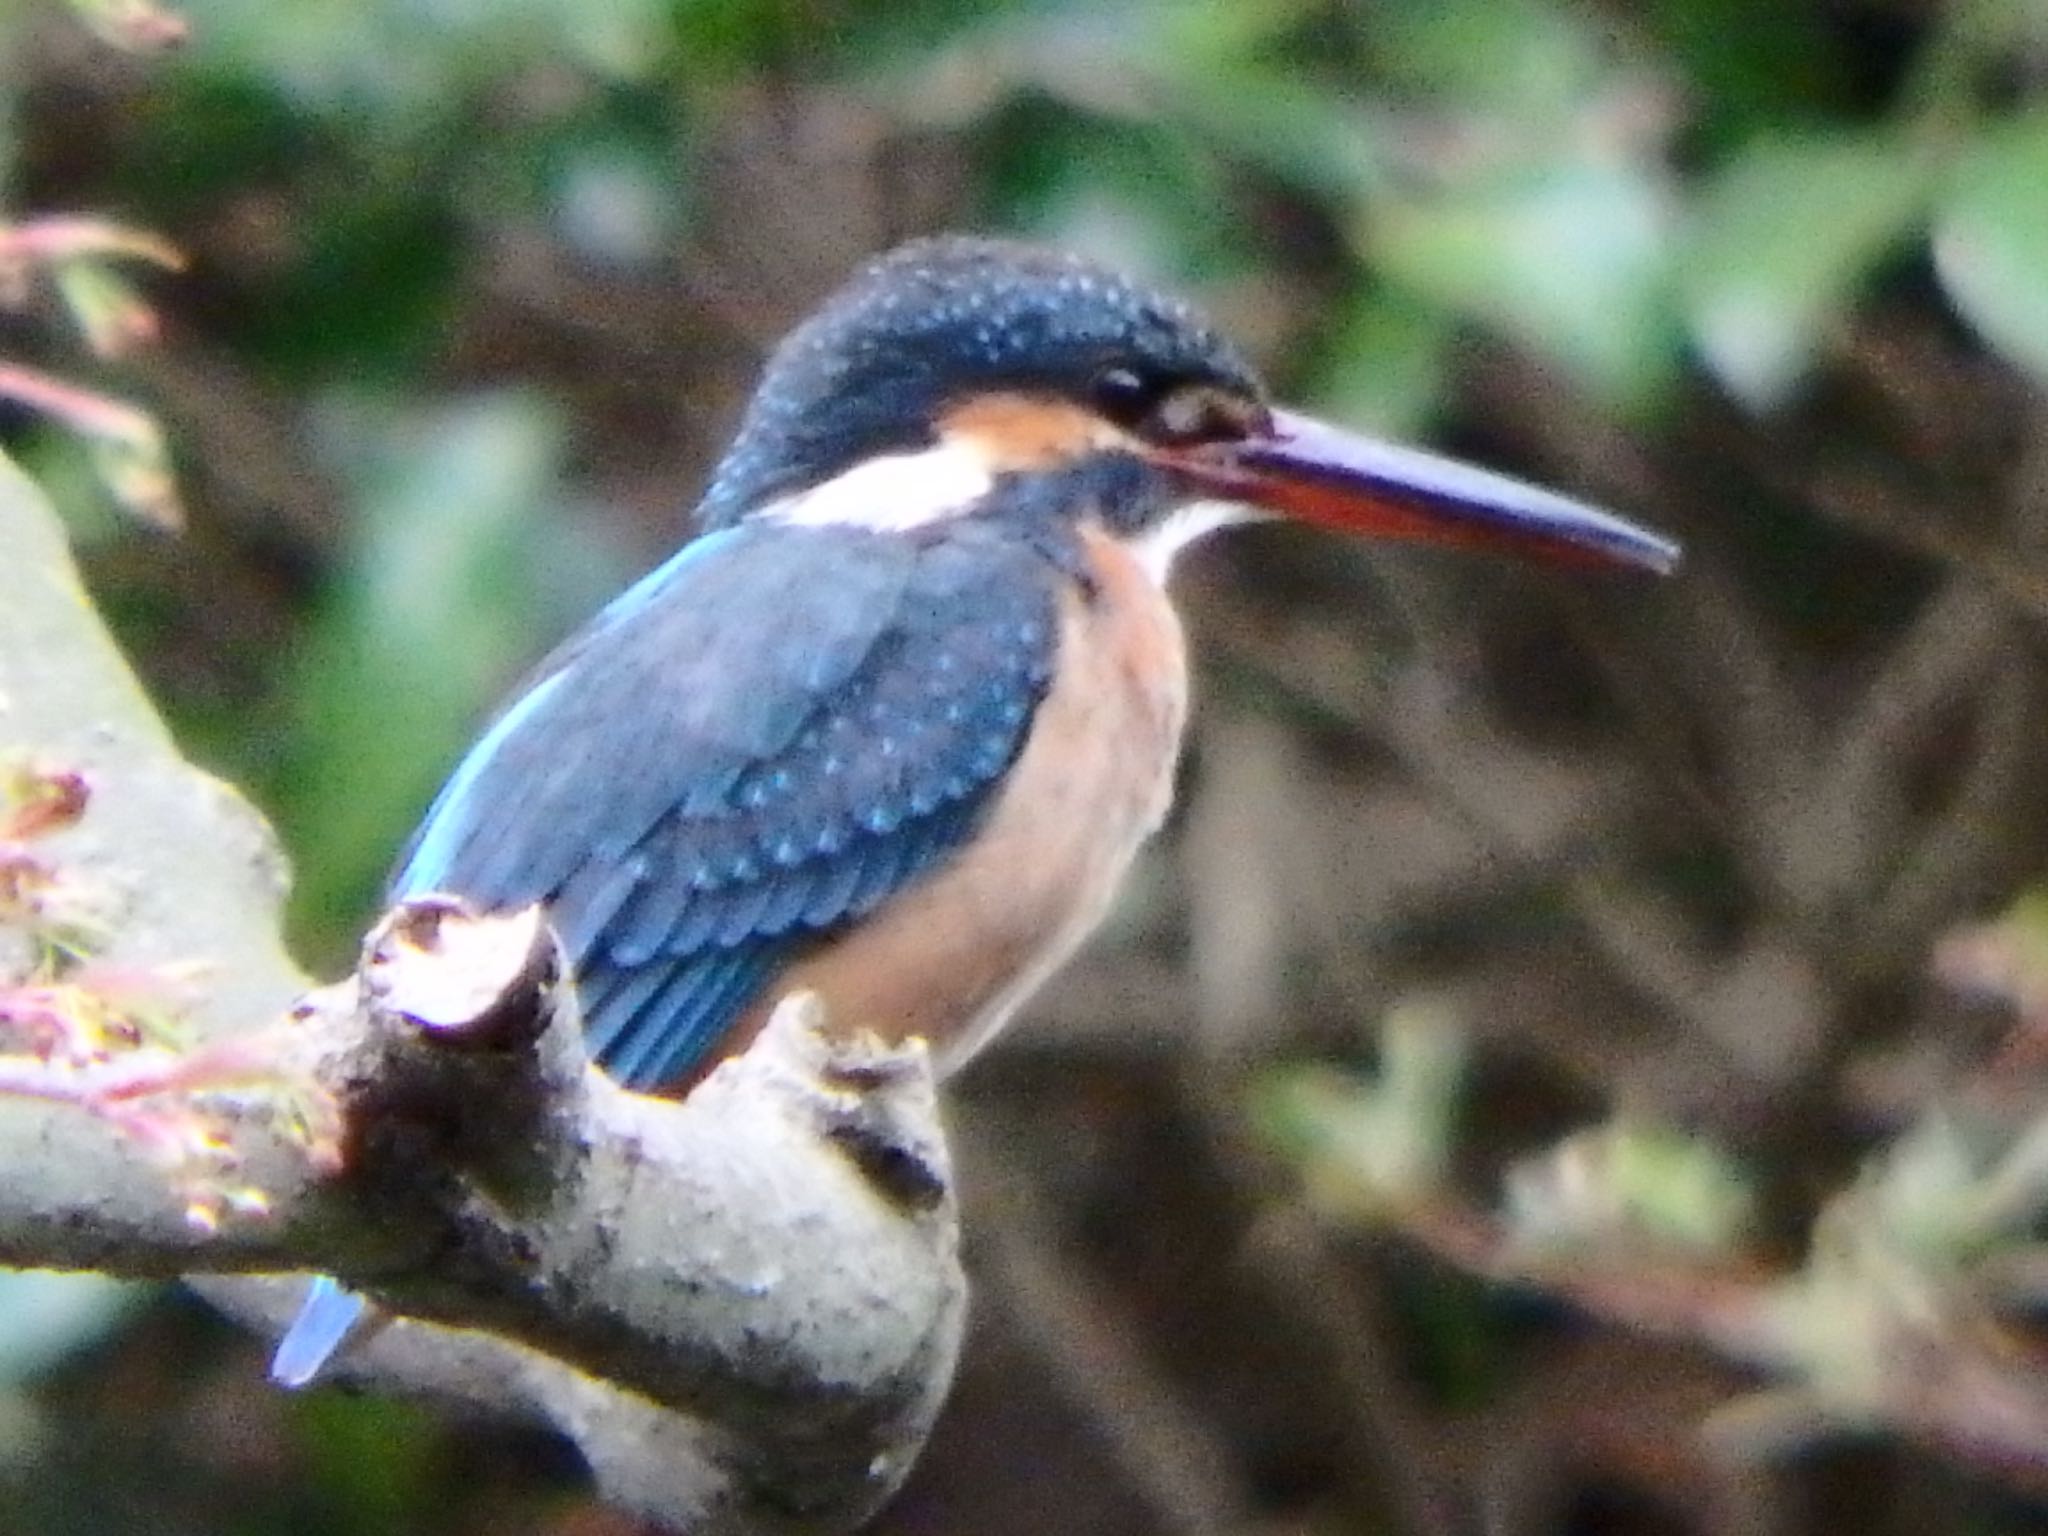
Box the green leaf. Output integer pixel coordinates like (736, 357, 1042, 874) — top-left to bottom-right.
(1301, 288, 1452, 439)
(980, 102, 1253, 283)
(1367, 0, 1607, 116)
(1160, 69, 1391, 204)
(186, 0, 669, 117)
(1934, 110, 2048, 390)
(1366, 159, 1681, 412)
(1253, 1004, 1466, 1211)
(290, 1391, 447, 1531)
(1639, 0, 1855, 150)
(270, 391, 613, 964)
(1681, 132, 1931, 410)
(1504, 1120, 1753, 1256)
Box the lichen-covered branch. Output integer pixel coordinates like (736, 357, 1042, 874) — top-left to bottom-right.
(0, 451, 967, 1535)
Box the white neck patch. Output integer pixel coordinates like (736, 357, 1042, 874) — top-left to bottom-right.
(758, 444, 1257, 583)
(759, 438, 994, 532)
(1128, 499, 1260, 584)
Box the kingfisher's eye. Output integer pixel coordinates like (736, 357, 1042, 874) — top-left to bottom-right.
(1090, 366, 1156, 427)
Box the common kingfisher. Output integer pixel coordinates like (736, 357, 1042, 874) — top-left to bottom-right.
(272, 235, 1678, 1385)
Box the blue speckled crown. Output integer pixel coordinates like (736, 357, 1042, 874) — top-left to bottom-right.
(696, 236, 1259, 529)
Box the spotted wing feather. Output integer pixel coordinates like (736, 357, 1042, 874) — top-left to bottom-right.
(392, 520, 1058, 1090)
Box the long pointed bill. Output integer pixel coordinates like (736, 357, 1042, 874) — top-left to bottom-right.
(1166, 408, 1680, 575)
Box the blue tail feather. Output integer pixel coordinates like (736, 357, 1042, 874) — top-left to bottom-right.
(271, 1274, 367, 1388)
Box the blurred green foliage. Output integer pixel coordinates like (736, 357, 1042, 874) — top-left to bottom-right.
(5, 0, 2048, 1531)
(24, 0, 2032, 852)
(124, 0, 2040, 956)
(267, 392, 617, 964)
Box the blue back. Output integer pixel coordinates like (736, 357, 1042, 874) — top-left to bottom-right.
(392, 518, 1059, 1089)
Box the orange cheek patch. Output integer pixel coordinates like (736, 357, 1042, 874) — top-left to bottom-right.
(939, 392, 1129, 472)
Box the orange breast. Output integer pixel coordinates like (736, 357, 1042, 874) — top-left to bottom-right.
(736, 524, 1188, 1073)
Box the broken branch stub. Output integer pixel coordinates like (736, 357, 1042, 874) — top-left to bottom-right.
(271, 895, 972, 1533)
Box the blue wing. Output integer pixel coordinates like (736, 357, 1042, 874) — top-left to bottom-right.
(392, 519, 1059, 1090)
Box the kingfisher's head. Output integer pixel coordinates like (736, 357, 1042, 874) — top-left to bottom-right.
(699, 235, 1677, 578)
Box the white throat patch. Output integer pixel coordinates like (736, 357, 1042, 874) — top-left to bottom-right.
(1129, 499, 1258, 584)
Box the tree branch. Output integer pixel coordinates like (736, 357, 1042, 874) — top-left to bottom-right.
(0, 450, 967, 1535)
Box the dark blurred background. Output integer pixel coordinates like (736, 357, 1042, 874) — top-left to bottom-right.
(4, 0, 2048, 1532)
